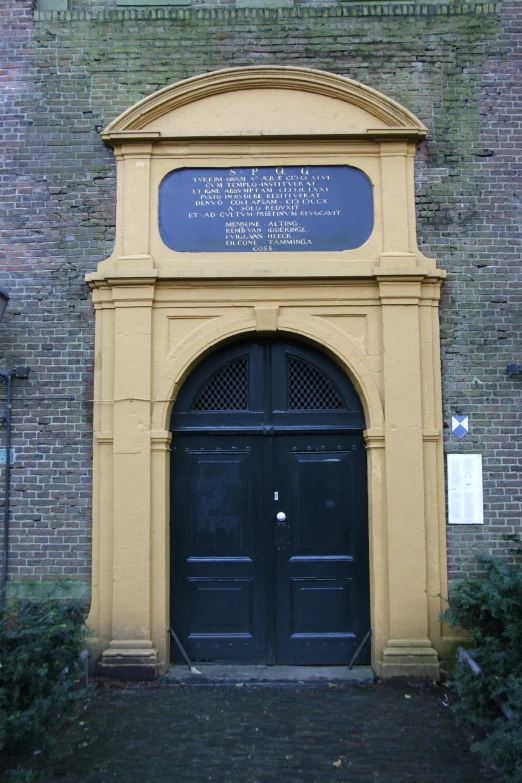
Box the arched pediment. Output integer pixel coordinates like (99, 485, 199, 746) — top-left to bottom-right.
(102, 66, 427, 141)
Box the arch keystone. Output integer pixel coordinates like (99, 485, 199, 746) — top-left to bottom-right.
(255, 306, 279, 332)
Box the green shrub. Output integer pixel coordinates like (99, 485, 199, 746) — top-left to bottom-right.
(442, 553, 522, 781)
(0, 599, 87, 763)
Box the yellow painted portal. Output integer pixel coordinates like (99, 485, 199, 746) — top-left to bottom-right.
(86, 66, 451, 679)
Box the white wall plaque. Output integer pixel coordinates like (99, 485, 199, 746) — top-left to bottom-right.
(447, 454, 484, 525)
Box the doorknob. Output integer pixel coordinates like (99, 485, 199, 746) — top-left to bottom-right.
(276, 511, 286, 522)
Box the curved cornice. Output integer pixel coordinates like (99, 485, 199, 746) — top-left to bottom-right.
(102, 66, 427, 141)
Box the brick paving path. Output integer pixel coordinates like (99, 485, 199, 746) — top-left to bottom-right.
(48, 682, 494, 783)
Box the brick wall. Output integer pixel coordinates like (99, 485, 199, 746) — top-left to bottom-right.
(40, 0, 495, 11)
(0, 0, 520, 596)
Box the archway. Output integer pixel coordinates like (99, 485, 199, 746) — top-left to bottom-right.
(169, 336, 370, 665)
(87, 66, 446, 681)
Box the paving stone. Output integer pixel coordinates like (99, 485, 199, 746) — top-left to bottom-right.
(48, 683, 496, 782)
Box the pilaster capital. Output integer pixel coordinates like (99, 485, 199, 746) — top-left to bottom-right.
(119, 143, 154, 159)
(379, 140, 409, 157)
(151, 430, 172, 451)
(364, 429, 385, 449)
(377, 275, 426, 304)
(94, 431, 114, 445)
(108, 277, 157, 307)
(91, 284, 115, 308)
(419, 280, 444, 304)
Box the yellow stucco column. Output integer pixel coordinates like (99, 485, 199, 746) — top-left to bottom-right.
(363, 429, 388, 672)
(86, 286, 115, 659)
(99, 279, 160, 679)
(378, 142, 418, 269)
(376, 276, 440, 679)
(150, 429, 172, 670)
(419, 284, 448, 653)
(117, 143, 155, 272)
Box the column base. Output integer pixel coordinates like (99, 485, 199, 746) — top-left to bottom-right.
(99, 639, 159, 680)
(376, 638, 440, 681)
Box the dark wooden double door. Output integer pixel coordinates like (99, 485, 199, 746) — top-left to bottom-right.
(170, 339, 370, 665)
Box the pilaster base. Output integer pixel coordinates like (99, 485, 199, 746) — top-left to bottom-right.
(99, 639, 159, 680)
(377, 639, 440, 681)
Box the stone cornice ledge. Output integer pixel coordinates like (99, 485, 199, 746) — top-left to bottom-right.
(102, 129, 427, 144)
(375, 268, 446, 280)
(34, 4, 501, 23)
(86, 271, 158, 287)
(86, 267, 446, 287)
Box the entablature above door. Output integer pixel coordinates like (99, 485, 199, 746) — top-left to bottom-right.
(87, 66, 446, 283)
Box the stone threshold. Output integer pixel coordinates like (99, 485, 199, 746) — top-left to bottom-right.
(162, 663, 374, 684)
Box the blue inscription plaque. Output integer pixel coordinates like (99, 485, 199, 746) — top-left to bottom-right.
(158, 166, 373, 253)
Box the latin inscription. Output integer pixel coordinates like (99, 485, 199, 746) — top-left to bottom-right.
(159, 166, 374, 253)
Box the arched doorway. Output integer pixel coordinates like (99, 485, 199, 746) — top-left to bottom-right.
(90, 66, 445, 680)
(170, 337, 370, 665)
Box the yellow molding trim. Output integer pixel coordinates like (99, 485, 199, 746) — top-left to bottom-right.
(150, 430, 172, 439)
(95, 432, 114, 444)
(86, 270, 446, 288)
(151, 430, 172, 451)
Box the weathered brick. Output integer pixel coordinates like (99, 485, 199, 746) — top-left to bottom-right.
(0, 0, 520, 594)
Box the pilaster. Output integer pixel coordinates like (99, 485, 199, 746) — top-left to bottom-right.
(86, 287, 115, 659)
(378, 142, 417, 268)
(363, 430, 388, 671)
(99, 279, 159, 679)
(376, 276, 439, 680)
(420, 283, 448, 653)
(150, 430, 172, 672)
(119, 144, 154, 271)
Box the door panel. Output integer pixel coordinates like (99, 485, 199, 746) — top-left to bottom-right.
(171, 435, 268, 662)
(291, 578, 355, 635)
(187, 451, 251, 557)
(273, 434, 369, 664)
(288, 451, 353, 556)
(187, 578, 253, 635)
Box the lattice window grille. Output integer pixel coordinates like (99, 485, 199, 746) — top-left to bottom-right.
(192, 357, 249, 411)
(287, 356, 345, 410)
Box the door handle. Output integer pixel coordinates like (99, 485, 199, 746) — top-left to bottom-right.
(276, 511, 286, 522)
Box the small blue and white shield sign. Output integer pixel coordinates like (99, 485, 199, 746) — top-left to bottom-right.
(452, 415, 469, 439)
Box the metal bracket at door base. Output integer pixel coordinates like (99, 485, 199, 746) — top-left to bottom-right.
(348, 629, 372, 670)
(169, 627, 202, 674)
